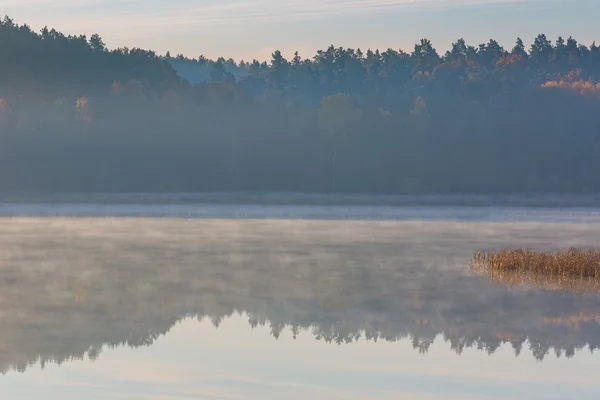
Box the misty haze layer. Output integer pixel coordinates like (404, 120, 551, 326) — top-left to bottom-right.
(0, 18, 600, 194)
(2, 216, 600, 375)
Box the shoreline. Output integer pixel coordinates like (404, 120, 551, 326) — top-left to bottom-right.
(2, 192, 600, 208)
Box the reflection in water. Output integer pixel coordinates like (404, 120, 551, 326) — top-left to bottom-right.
(471, 265, 600, 296)
(471, 249, 600, 295)
(1, 217, 600, 376)
(8, 314, 600, 400)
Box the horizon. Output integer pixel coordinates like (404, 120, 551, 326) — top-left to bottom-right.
(1, 0, 599, 62)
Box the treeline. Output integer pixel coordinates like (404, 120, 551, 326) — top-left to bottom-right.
(0, 15, 600, 194)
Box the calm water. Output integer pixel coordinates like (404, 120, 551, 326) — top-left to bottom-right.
(1, 204, 600, 399)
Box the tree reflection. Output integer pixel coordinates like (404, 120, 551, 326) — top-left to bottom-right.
(1, 219, 600, 375)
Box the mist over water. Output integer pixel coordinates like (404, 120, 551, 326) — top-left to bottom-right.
(2, 5, 600, 399)
(1, 208, 600, 399)
(2, 198, 600, 222)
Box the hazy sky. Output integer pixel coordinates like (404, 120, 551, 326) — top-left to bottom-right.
(1, 0, 599, 61)
(4, 315, 600, 400)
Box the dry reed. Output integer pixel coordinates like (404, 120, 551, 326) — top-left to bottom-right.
(470, 248, 600, 295)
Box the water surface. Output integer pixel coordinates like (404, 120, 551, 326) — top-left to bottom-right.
(1, 206, 600, 399)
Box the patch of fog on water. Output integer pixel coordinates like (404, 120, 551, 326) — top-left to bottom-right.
(1, 217, 600, 377)
(1, 203, 600, 222)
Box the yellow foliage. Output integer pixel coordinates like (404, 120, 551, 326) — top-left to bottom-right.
(542, 79, 600, 96)
(75, 96, 92, 123)
(318, 93, 362, 134)
(542, 70, 600, 96)
(410, 96, 430, 118)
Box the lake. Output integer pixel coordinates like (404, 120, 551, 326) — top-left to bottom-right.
(1, 203, 600, 399)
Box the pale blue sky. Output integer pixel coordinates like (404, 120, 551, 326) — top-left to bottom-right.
(4, 315, 600, 400)
(1, 0, 599, 61)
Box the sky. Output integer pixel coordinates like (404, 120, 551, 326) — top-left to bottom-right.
(3, 315, 600, 400)
(1, 0, 599, 61)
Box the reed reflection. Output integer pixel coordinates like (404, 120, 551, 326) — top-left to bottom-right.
(471, 248, 600, 295)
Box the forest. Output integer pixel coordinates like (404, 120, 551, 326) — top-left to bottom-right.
(0, 15, 599, 195)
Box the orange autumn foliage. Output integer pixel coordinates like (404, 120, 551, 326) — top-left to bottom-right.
(542, 69, 600, 96)
(75, 97, 92, 123)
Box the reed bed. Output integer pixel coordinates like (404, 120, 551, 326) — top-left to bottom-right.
(470, 248, 600, 295)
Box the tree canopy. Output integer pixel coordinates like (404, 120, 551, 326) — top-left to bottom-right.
(1, 16, 600, 194)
